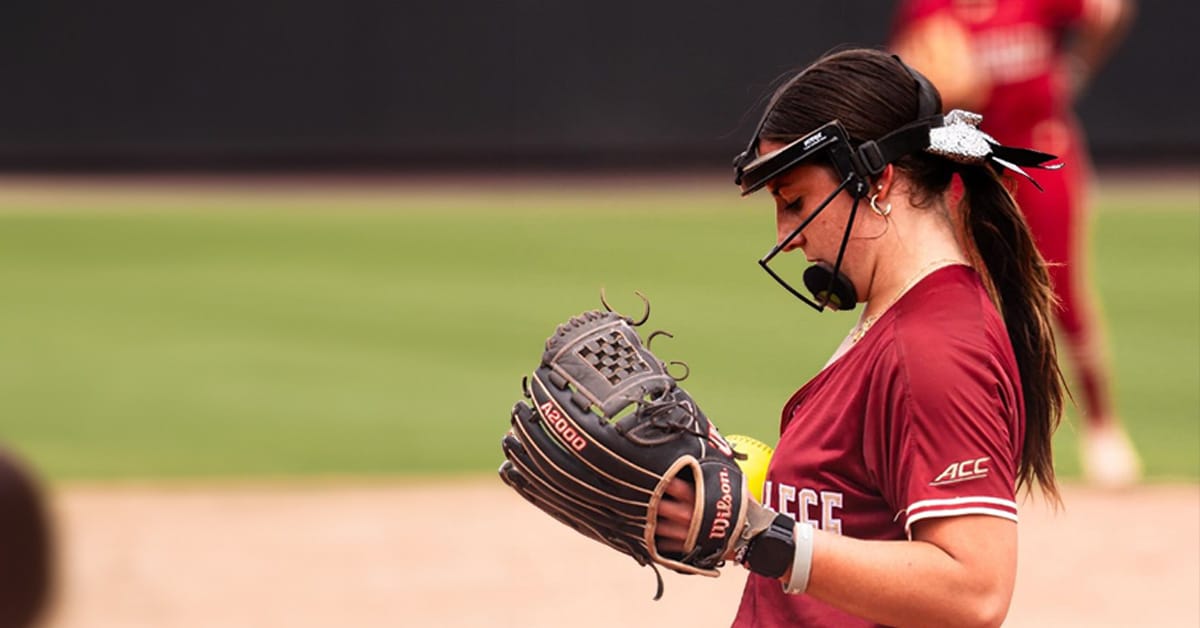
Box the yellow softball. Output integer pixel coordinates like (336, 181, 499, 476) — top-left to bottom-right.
(725, 434, 774, 503)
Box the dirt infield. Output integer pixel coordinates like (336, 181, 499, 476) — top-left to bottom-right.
(41, 479, 1198, 628)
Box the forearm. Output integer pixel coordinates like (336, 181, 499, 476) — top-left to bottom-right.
(1069, 0, 1136, 86)
(794, 528, 1015, 628)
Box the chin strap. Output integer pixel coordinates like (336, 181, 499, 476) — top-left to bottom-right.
(927, 109, 1062, 190)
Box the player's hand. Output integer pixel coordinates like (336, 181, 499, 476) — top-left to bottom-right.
(654, 478, 696, 555)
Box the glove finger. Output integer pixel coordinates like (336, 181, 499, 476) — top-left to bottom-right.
(526, 371, 665, 489)
(501, 452, 648, 562)
(503, 434, 627, 521)
(523, 495, 647, 560)
(502, 431, 646, 524)
(507, 462, 645, 548)
(508, 400, 652, 514)
(498, 459, 528, 492)
(528, 494, 648, 563)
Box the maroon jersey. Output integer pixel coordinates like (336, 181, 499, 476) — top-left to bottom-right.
(732, 265, 1024, 627)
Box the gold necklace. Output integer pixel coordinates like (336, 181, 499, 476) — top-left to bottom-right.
(850, 258, 965, 343)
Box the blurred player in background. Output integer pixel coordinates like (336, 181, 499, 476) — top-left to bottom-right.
(0, 447, 54, 628)
(891, 0, 1141, 487)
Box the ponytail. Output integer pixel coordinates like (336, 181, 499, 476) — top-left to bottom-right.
(957, 165, 1065, 503)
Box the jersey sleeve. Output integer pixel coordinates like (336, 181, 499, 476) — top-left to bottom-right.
(865, 331, 1022, 538)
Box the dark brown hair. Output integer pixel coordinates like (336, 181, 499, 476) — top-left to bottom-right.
(759, 48, 1064, 501)
(0, 448, 54, 628)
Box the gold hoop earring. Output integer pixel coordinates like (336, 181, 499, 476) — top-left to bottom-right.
(869, 193, 892, 217)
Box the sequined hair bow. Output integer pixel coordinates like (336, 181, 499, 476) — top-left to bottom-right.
(926, 109, 1062, 190)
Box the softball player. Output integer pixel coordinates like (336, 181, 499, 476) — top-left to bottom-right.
(655, 48, 1065, 626)
(891, 0, 1141, 487)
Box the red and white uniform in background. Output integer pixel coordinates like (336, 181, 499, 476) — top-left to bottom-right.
(892, 0, 1113, 420)
(733, 266, 1023, 627)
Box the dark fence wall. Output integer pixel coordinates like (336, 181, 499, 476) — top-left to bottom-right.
(0, 1, 1194, 169)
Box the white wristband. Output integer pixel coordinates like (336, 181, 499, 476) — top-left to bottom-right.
(782, 523, 814, 595)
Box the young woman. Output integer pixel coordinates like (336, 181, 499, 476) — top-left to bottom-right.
(654, 48, 1066, 627)
(891, 0, 1141, 487)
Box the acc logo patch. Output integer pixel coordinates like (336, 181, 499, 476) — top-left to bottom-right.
(930, 457, 990, 486)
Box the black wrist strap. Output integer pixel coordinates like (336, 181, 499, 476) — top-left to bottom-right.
(744, 513, 796, 579)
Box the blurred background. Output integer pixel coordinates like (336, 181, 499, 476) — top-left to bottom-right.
(0, 2, 1195, 627)
(0, 1, 1190, 170)
(0, 1, 1194, 169)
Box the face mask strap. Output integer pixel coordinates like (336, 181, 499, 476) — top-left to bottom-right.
(757, 172, 861, 311)
(821, 192, 862, 309)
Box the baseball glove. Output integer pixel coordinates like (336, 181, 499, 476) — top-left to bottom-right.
(499, 293, 762, 598)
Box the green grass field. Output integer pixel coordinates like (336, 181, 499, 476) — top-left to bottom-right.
(0, 177, 1195, 482)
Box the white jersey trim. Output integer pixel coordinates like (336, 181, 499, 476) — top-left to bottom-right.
(895, 495, 1020, 537)
(904, 507, 1020, 538)
(904, 495, 1018, 513)
(902, 494, 1022, 537)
